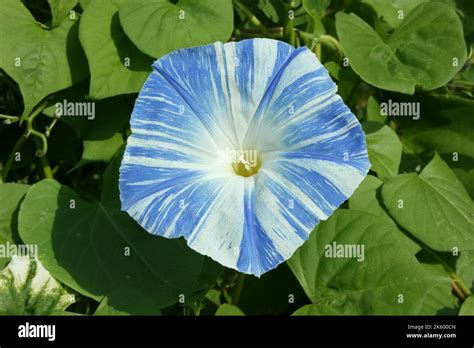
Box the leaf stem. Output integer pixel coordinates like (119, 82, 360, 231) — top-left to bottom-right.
(0, 114, 20, 124)
(424, 247, 472, 299)
(2, 134, 27, 182)
(31, 136, 53, 179)
(446, 269, 472, 300)
(45, 116, 60, 137)
(233, 0, 268, 35)
(295, 29, 301, 48)
(28, 129, 48, 156)
(298, 31, 343, 59)
(25, 99, 49, 156)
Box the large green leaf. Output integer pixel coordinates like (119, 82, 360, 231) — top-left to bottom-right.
(417, 284, 458, 315)
(76, 97, 132, 167)
(292, 304, 321, 315)
(382, 154, 474, 251)
(287, 210, 449, 314)
(303, 0, 330, 12)
(395, 94, 474, 197)
(18, 156, 222, 309)
(459, 296, 474, 315)
(258, 0, 285, 23)
(349, 175, 421, 253)
(365, 96, 386, 124)
(0, 0, 88, 117)
(48, 0, 78, 28)
(400, 96, 474, 159)
(415, 249, 459, 315)
(79, 0, 153, 99)
(0, 256, 75, 315)
(302, 0, 327, 41)
(0, 184, 30, 269)
(364, 122, 402, 179)
(215, 303, 244, 316)
(360, 0, 454, 30)
(294, 283, 457, 315)
(403, 124, 474, 159)
(94, 286, 161, 315)
(336, 2, 466, 94)
(119, 0, 234, 58)
(452, 164, 474, 200)
(46, 95, 132, 168)
(457, 251, 474, 293)
(349, 175, 394, 224)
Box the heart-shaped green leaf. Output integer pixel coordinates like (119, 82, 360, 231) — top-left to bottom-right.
(349, 175, 395, 223)
(336, 2, 466, 94)
(119, 0, 234, 58)
(364, 122, 402, 179)
(215, 303, 245, 316)
(288, 210, 449, 314)
(0, 184, 30, 269)
(361, 0, 433, 29)
(459, 296, 474, 315)
(349, 175, 421, 254)
(382, 154, 474, 251)
(457, 250, 474, 293)
(48, 0, 78, 28)
(401, 96, 474, 158)
(79, 0, 153, 99)
(0, 0, 88, 117)
(94, 286, 161, 315)
(258, 0, 285, 24)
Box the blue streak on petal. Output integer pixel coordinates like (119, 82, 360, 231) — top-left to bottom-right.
(237, 179, 284, 277)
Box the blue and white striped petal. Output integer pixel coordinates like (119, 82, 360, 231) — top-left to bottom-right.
(119, 38, 370, 277)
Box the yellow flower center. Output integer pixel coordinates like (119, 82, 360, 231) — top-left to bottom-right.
(232, 151, 261, 177)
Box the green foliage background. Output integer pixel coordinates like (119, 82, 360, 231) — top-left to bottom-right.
(0, 0, 473, 316)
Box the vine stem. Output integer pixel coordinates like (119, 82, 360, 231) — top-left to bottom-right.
(232, 273, 246, 305)
(314, 42, 322, 60)
(233, 26, 343, 62)
(2, 99, 50, 181)
(283, 1, 296, 46)
(37, 144, 53, 179)
(233, 0, 268, 34)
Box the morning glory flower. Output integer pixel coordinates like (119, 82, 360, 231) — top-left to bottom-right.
(119, 38, 370, 277)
